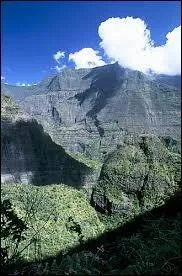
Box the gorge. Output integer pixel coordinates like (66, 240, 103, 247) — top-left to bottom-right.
(1, 62, 181, 274)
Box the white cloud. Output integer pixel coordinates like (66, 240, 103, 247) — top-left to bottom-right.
(55, 65, 66, 72)
(69, 48, 106, 69)
(148, 26, 181, 75)
(98, 17, 181, 75)
(53, 51, 65, 64)
(1, 76, 5, 80)
(16, 82, 31, 86)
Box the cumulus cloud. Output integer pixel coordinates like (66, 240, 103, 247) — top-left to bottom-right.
(69, 48, 106, 69)
(1, 76, 5, 80)
(53, 50, 65, 64)
(98, 17, 181, 75)
(148, 26, 181, 75)
(52, 17, 180, 75)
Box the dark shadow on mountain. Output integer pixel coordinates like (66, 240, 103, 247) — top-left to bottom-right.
(4, 191, 181, 274)
(1, 118, 92, 187)
(155, 74, 181, 89)
(75, 62, 124, 118)
(56, 191, 181, 256)
(159, 135, 181, 153)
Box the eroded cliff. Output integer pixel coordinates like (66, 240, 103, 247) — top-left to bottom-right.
(1, 94, 95, 187)
(2, 63, 181, 163)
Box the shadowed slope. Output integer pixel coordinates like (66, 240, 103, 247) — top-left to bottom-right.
(1, 118, 92, 186)
(1, 94, 92, 187)
(2, 192, 181, 275)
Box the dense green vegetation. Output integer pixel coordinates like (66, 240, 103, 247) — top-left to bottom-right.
(1, 127, 181, 274)
(67, 151, 102, 171)
(2, 192, 181, 275)
(1, 199, 27, 265)
(55, 213, 181, 275)
(92, 134, 181, 230)
(1, 184, 104, 262)
(1, 63, 181, 275)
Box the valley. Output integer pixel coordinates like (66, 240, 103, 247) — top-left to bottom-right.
(1, 63, 181, 275)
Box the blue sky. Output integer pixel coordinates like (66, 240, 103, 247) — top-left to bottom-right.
(1, 1, 181, 85)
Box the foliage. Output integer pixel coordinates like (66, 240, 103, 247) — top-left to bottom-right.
(53, 213, 182, 275)
(1, 184, 105, 262)
(92, 134, 181, 230)
(118, 215, 181, 275)
(67, 151, 102, 170)
(4, 206, 181, 275)
(1, 199, 27, 265)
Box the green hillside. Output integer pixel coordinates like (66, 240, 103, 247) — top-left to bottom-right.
(1, 184, 104, 261)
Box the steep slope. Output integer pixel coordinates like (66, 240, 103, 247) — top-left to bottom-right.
(1, 94, 95, 187)
(2, 190, 181, 275)
(154, 74, 181, 89)
(91, 134, 181, 230)
(1, 183, 105, 261)
(2, 63, 181, 163)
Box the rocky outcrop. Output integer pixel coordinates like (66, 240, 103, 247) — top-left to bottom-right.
(91, 134, 181, 220)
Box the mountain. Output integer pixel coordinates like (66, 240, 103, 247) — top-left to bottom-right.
(1, 64, 181, 274)
(153, 74, 181, 89)
(2, 63, 181, 162)
(1, 94, 97, 187)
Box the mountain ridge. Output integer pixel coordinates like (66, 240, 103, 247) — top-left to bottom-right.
(1, 63, 181, 162)
(1, 62, 181, 97)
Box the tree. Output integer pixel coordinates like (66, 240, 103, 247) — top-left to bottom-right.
(1, 199, 27, 266)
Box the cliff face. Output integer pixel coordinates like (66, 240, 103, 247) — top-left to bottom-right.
(2, 63, 180, 162)
(1, 64, 181, 187)
(1, 95, 94, 186)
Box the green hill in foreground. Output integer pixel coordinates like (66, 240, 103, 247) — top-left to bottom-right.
(1, 184, 105, 261)
(2, 191, 181, 275)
